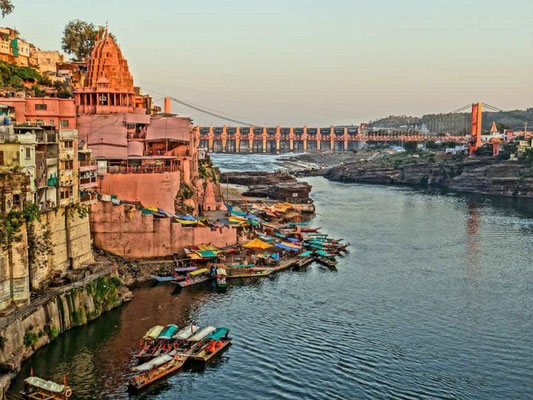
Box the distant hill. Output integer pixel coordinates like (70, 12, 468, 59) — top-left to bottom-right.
(369, 108, 533, 133)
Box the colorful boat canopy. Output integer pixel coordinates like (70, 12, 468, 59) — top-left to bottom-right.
(175, 266, 197, 273)
(188, 326, 216, 341)
(205, 327, 229, 341)
(189, 268, 209, 277)
(158, 324, 179, 339)
(143, 325, 164, 340)
(243, 238, 273, 250)
(195, 250, 217, 258)
(133, 354, 173, 372)
(24, 377, 65, 394)
(315, 250, 331, 257)
(173, 325, 200, 340)
(275, 243, 300, 252)
(300, 250, 313, 257)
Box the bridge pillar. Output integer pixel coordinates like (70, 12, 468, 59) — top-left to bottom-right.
(208, 126, 214, 153)
(289, 127, 294, 151)
(275, 125, 281, 153)
(262, 127, 267, 153)
(303, 126, 308, 152)
(330, 126, 335, 151)
(343, 127, 348, 151)
(249, 126, 254, 153)
(317, 129, 321, 151)
(222, 125, 227, 153)
(235, 127, 240, 153)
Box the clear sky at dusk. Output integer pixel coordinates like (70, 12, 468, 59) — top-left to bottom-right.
(3, 0, 533, 125)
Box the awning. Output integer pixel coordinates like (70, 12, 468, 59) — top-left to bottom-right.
(243, 238, 273, 250)
(195, 250, 217, 258)
(275, 243, 300, 252)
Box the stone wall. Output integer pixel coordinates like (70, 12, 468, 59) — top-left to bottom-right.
(90, 202, 238, 258)
(29, 209, 93, 291)
(0, 274, 130, 398)
(0, 235, 30, 310)
(98, 171, 181, 212)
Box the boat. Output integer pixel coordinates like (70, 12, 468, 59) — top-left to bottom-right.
(313, 251, 338, 268)
(216, 268, 227, 288)
(128, 353, 187, 391)
(175, 268, 212, 288)
(175, 266, 198, 273)
(190, 328, 232, 363)
(150, 274, 176, 283)
(21, 376, 72, 399)
(172, 325, 200, 340)
(188, 326, 216, 342)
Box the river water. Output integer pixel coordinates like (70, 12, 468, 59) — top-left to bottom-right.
(9, 154, 533, 399)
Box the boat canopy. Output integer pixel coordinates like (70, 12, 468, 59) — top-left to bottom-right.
(188, 326, 216, 341)
(24, 377, 65, 394)
(217, 268, 227, 275)
(228, 264, 255, 268)
(173, 325, 200, 340)
(243, 238, 273, 250)
(132, 354, 173, 372)
(316, 250, 330, 257)
(205, 327, 230, 341)
(189, 268, 208, 277)
(299, 250, 313, 257)
(275, 243, 300, 252)
(158, 324, 179, 339)
(196, 250, 217, 258)
(144, 325, 164, 339)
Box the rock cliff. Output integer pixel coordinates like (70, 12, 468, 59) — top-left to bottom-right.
(322, 158, 533, 198)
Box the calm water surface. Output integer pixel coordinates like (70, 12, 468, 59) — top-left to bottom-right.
(10, 154, 533, 399)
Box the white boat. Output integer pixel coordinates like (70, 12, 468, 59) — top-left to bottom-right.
(172, 325, 200, 340)
(187, 326, 216, 341)
(132, 354, 173, 372)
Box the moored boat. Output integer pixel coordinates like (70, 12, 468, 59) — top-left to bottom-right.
(172, 325, 200, 340)
(175, 268, 212, 288)
(191, 327, 232, 363)
(216, 268, 227, 288)
(21, 376, 72, 399)
(128, 354, 187, 391)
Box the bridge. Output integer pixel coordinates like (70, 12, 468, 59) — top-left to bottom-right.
(197, 125, 469, 153)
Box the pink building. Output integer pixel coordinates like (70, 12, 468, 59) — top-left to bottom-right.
(0, 97, 76, 129)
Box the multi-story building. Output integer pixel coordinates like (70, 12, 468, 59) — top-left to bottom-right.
(30, 50, 65, 78)
(78, 141, 98, 204)
(0, 27, 31, 66)
(58, 129, 78, 206)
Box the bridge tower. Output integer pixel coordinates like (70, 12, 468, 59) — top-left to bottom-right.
(469, 103, 483, 156)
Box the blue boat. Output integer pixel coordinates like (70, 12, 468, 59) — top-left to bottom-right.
(150, 275, 176, 283)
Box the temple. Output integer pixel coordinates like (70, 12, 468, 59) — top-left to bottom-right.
(75, 29, 224, 214)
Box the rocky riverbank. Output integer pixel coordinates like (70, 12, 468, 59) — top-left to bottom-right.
(220, 171, 313, 204)
(0, 272, 132, 398)
(291, 152, 533, 199)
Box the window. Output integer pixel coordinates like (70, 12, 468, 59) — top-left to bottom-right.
(25, 147, 31, 159)
(35, 104, 47, 111)
(0, 150, 3, 165)
(49, 119, 55, 126)
(60, 120, 69, 128)
(62, 160, 73, 170)
(63, 141, 73, 148)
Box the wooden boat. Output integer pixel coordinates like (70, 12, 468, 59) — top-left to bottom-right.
(314, 255, 337, 268)
(226, 266, 271, 279)
(301, 227, 321, 232)
(216, 268, 227, 288)
(191, 327, 232, 363)
(128, 354, 187, 391)
(175, 268, 212, 288)
(188, 326, 216, 342)
(21, 376, 72, 399)
(158, 324, 178, 339)
(150, 274, 177, 283)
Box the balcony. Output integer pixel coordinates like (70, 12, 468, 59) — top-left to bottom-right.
(59, 130, 78, 141)
(46, 158, 58, 167)
(36, 132, 57, 143)
(79, 160, 97, 172)
(105, 164, 179, 174)
(79, 176, 98, 189)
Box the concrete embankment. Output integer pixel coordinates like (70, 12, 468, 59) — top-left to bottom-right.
(0, 271, 132, 398)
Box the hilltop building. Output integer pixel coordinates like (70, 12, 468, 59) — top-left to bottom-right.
(0, 27, 31, 66)
(76, 29, 223, 213)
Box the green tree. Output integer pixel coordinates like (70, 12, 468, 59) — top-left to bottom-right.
(403, 141, 418, 153)
(0, 0, 14, 17)
(62, 20, 116, 61)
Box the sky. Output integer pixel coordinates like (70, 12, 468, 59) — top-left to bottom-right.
(3, 0, 533, 126)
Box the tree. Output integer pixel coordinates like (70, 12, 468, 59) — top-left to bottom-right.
(404, 141, 418, 153)
(61, 20, 116, 61)
(0, 0, 14, 17)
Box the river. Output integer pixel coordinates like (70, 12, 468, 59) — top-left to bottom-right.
(9, 154, 533, 399)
